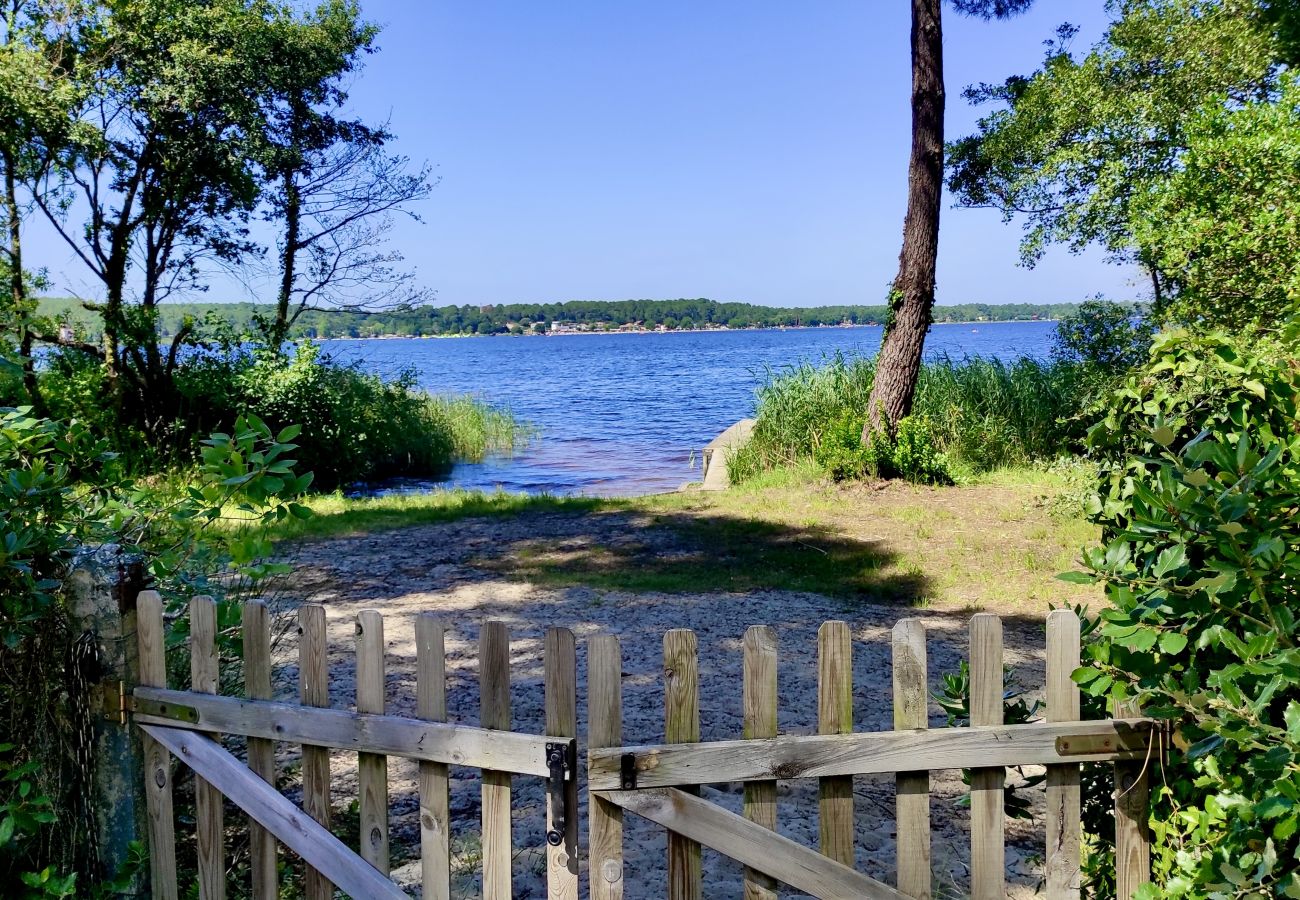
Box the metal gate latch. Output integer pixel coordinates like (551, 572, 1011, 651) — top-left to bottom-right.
(545, 740, 577, 847)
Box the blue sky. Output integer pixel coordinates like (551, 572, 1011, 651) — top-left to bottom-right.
(33, 1, 1137, 308)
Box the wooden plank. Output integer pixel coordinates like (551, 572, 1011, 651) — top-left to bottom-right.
(298, 603, 333, 900)
(742, 626, 779, 900)
(1045, 610, 1082, 900)
(545, 627, 579, 899)
(587, 634, 624, 900)
(416, 614, 451, 900)
(1113, 697, 1151, 898)
(190, 596, 225, 900)
(892, 618, 930, 900)
(131, 686, 558, 776)
(586, 718, 1154, 790)
(242, 600, 278, 900)
(135, 590, 178, 900)
(817, 620, 854, 867)
(969, 613, 1004, 900)
(141, 725, 407, 900)
(664, 628, 701, 900)
(596, 788, 907, 900)
(355, 610, 390, 873)
(480, 620, 512, 900)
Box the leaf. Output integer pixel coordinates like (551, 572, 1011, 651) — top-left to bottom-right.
(1056, 570, 1096, 585)
(1159, 632, 1188, 655)
(1186, 734, 1225, 759)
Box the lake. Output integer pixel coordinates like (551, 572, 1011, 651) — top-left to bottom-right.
(321, 320, 1058, 496)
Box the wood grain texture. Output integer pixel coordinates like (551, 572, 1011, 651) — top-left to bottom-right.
(585, 718, 1153, 790)
(189, 596, 225, 900)
(416, 614, 451, 900)
(131, 686, 557, 775)
(141, 725, 406, 900)
(663, 628, 701, 900)
(135, 591, 178, 900)
(1045, 610, 1082, 900)
(480, 621, 513, 900)
(355, 609, 389, 873)
(742, 626, 779, 900)
(587, 634, 624, 900)
(969, 614, 1004, 900)
(1113, 697, 1151, 898)
(596, 788, 907, 900)
(892, 618, 930, 900)
(298, 603, 333, 900)
(545, 627, 579, 899)
(817, 621, 854, 867)
(242, 600, 277, 900)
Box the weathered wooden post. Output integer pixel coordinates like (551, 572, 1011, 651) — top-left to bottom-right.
(67, 544, 150, 895)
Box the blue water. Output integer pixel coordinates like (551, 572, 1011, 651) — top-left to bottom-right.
(321, 320, 1057, 496)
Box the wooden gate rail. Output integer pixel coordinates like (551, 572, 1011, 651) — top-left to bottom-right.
(142, 723, 408, 900)
(129, 687, 565, 776)
(590, 718, 1155, 790)
(132, 591, 580, 900)
(586, 610, 1157, 900)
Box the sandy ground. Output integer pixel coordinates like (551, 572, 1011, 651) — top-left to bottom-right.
(271, 509, 1058, 898)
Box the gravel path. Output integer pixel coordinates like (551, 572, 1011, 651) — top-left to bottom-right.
(273, 510, 1056, 898)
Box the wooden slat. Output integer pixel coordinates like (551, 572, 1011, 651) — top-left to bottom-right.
(817, 621, 854, 867)
(242, 600, 278, 900)
(136, 590, 178, 900)
(142, 725, 406, 900)
(545, 627, 579, 899)
(356, 609, 389, 873)
(587, 634, 624, 900)
(742, 626, 779, 900)
(1113, 697, 1151, 898)
(480, 620, 512, 899)
(190, 595, 225, 900)
(969, 614, 1004, 900)
(416, 614, 451, 900)
(299, 603, 333, 900)
(587, 718, 1154, 790)
(1045, 610, 1082, 900)
(892, 618, 930, 899)
(596, 788, 907, 900)
(664, 628, 701, 900)
(131, 686, 558, 776)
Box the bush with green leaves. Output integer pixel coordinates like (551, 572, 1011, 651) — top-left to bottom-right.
(809, 411, 952, 485)
(1063, 328, 1300, 897)
(729, 352, 1083, 484)
(0, 407, 312, 892)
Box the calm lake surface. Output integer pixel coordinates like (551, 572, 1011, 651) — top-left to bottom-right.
(322, 320, 1057, 496)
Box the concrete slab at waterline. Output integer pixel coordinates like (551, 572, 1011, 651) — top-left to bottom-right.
(701, 418, 755, 490)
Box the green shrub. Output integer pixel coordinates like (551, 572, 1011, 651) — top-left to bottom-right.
(733, 353, 1083, 484)
(891, 416, 953, 485)
(38, 342, 526, 490)
(1064, 329, 1300, 897)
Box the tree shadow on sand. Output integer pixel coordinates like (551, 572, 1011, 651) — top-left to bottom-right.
(472, 506, 929, 604)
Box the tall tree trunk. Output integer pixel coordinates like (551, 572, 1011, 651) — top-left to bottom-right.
(274, 167, 301, 347)
(866, 0, 944, 437)
(4, 154, 44, 413)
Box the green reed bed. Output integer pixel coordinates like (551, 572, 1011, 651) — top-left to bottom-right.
(729, 353, 1085, 483)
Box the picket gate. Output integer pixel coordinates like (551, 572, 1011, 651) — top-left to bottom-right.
(124, 594, 1155, 899)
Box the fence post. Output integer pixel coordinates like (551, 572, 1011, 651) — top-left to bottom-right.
(66, 545, 149, 895)
(1113, 698, 1151, 897)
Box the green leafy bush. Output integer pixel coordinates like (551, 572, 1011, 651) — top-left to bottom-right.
(733, 353, 1075, 483)
(1064, 329, 1300, 897)
(39, 342, 525, 489)
(891, 416, 953, 485)
(0, 407, 312, 890)
(810, 412, 952, 484)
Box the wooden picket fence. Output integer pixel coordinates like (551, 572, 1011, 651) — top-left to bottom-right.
(127, 594, 1156, 899)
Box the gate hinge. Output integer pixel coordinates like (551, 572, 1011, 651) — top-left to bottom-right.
(97, 680, 129, 725)
(545, 740, 577, 847)
(620, 752, 637, 790)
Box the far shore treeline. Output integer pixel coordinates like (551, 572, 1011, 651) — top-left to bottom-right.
(38, 297, 1096, 339)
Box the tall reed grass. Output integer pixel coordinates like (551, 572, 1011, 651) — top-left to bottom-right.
(728, 353, 1085, 483)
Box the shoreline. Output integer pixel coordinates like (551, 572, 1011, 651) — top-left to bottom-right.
(311, 319, 1059, 341)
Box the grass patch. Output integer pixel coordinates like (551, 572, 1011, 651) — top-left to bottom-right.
(273, 463, 1102, 613)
